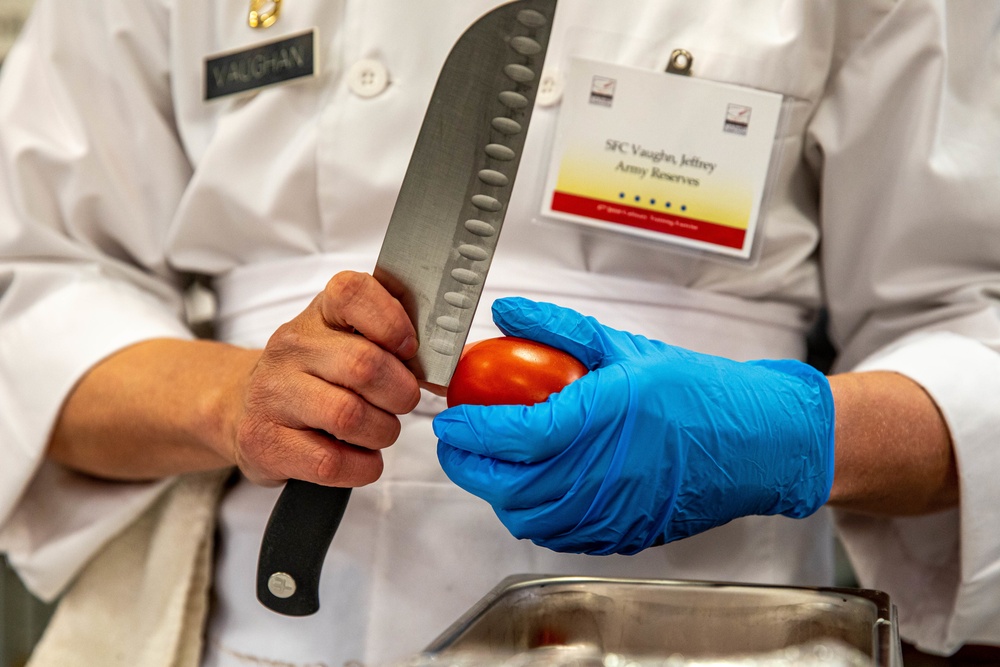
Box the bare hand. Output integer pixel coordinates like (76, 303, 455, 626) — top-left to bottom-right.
(233, 271, 420, 487)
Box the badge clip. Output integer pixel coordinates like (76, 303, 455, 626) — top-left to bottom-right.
(665, 49, 693, 76)
(248, 0, 282, 29)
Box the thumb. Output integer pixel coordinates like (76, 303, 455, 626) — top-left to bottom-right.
(491, 297, 610, 370)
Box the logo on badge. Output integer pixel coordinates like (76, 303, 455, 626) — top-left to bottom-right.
(590, 76, 616, 107)
(724, 103, 752, 135)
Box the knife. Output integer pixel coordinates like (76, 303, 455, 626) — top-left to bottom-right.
(256, 0, 557, 616)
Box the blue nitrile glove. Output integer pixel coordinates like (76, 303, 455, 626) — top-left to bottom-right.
(433, 297, 835, 555)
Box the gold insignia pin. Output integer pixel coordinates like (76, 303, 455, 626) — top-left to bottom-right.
(248, 0, 282, 29)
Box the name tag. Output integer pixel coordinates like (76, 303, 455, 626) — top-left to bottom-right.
(205, 29, 318, 101)
(542, 58, 782, 260)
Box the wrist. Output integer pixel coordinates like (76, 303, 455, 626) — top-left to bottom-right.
(48, 338, 261, 480)
(191, 342, 262, 467)
(745, 358, 835, 519)
(827, 371, 957, 515)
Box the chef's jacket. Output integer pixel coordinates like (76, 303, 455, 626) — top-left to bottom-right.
(2, 0, 1000, 664)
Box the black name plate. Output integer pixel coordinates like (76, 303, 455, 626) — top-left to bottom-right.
(205, 29, 317, 101)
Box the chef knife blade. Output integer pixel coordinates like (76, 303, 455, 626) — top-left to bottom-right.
(257, 0, 557, 616)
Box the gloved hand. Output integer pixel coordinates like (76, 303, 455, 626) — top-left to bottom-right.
(433, 297, 835, 555)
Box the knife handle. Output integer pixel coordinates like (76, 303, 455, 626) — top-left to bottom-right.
(256, 480, 352, 616)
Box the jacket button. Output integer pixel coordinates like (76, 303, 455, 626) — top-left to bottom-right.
(347, 59, 390, 98)
(536, 70, 563, 107)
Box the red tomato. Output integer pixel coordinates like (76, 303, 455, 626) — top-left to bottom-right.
(531, 626, 568, 647)
(446, 336, 588, 408)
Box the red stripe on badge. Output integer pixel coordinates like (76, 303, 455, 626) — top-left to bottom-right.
(551, 191, 746, 249)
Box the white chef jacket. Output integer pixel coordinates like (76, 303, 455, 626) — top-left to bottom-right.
(2, 0, 1000, 663)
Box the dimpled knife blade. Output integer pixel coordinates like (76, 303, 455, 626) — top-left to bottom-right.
(257, 0, 557, 617)
(373, 0, 556, 387)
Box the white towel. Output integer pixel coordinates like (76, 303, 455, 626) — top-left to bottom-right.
(26, 470, 229, 667)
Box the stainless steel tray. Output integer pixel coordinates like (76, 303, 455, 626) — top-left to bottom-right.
(420, 575, 902, 666)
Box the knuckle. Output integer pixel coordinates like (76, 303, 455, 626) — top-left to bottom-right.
(265, 322, 308, 357)
(324, 392, 368, 438)
(316, 444, 383, 486)
(325, 271, 368, 308)
(344, 344, 383, 388)
(314, 446, 345, 483)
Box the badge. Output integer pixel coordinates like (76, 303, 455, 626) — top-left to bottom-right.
(542, 58, 783, 260)
(205, 29, 318, 101)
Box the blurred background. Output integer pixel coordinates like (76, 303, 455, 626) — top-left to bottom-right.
(0, 557, 52, 667)
(1, 4, 50, 665)
(0, 0, 30, 62)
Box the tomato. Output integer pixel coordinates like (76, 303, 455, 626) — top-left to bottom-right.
(531, 626, 568, 648)
(446, 336, 588, 408)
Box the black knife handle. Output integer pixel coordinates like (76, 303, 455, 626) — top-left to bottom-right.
(256, 480, 352, 616)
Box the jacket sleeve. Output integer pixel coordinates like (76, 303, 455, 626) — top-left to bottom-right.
(0, 0, 195, 600)
(807, 0, 1000, 654)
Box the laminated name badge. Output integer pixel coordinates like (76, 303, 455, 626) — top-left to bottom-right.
(542, 58, 783, 261)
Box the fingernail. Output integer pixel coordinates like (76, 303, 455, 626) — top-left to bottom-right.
(396, 334, 418, 358)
